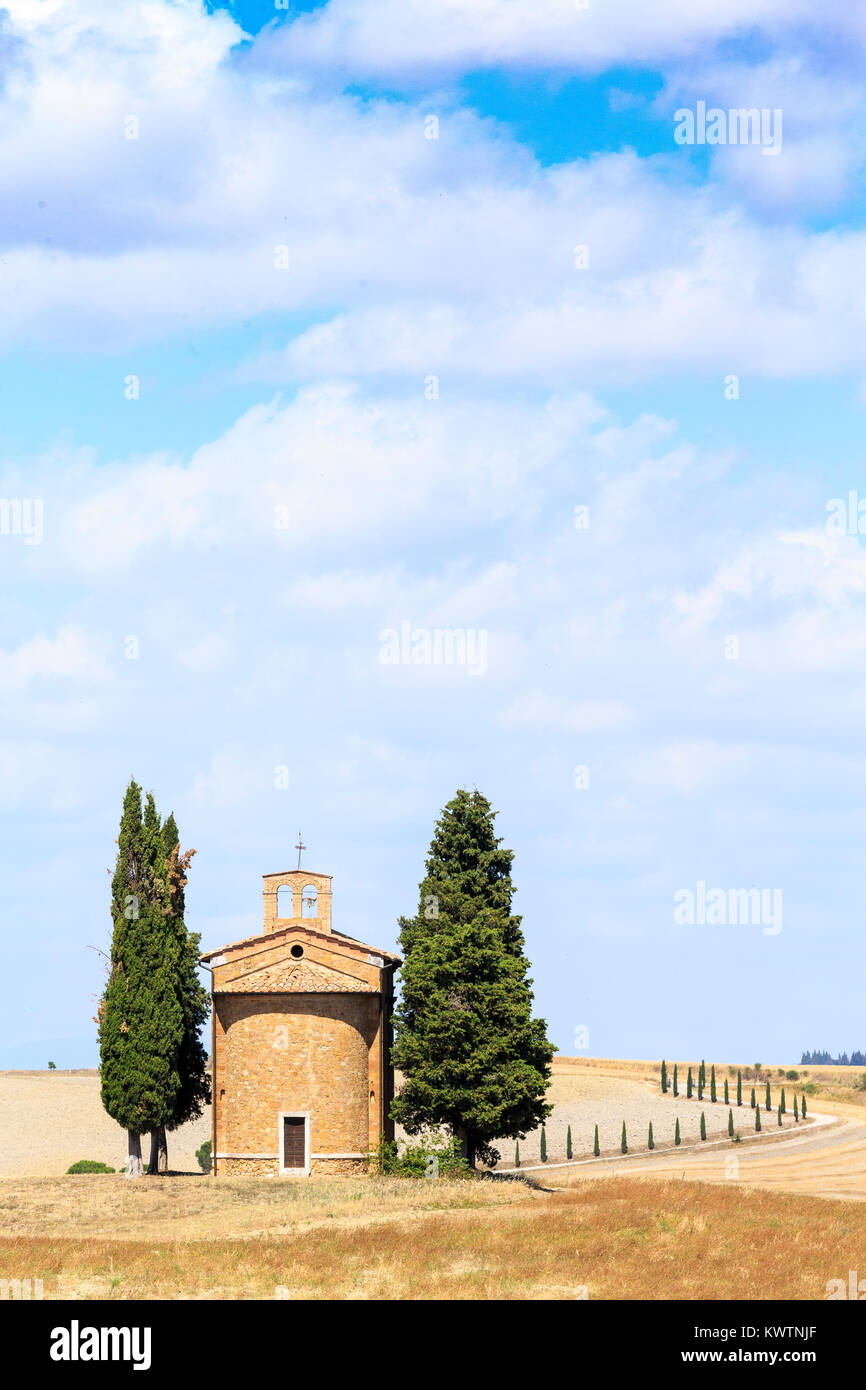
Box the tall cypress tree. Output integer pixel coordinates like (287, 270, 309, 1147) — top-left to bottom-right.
(724, 1078, 729, 1104)
(765, 1081, 771, 1113)
(755, 1105, 761, 1132)
(98, 781, 183, 1178)
(737, 1069, 742, 1106)
(621, 1121, 628, 1154)
(700, 1111, 706, 1140)
(648, 1121, 654, 1150)
(593, 1124, 600, 1157)
(750, 1086, 756, 1108)
(728, 1108, 734, 1137)
(686, 1067, 693, 1099)
(673, 1064, 678, 1097)
(710, 1065, 717, 1103)
(780, 1087, 786, 1115)
(802, 1093, 807, 1119)
(147, 813, 210, 1174)
(515, 1141, 520, 1168)
(675, 1117, 680, 1146)
(566, 1124, 573, 1160)
(793, 1094, 799, 1122)
(540, 1124, 547, 1162)
(661, 1059, 668, 1093)
(390, 790, 555, 1166)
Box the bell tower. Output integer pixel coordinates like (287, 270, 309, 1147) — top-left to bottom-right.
(262, 869, 333, 934)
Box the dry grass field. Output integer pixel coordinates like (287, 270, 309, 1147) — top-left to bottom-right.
(2, 1057, 864, 1299)
(2, 1175, 864, 1300)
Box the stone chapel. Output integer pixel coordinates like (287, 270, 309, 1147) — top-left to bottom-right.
(201, 864, 401, 1177)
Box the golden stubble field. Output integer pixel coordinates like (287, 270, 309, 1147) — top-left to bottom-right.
(2, 1057, 864, 1299)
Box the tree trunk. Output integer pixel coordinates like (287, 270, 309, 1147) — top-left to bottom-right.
(454, 1123, 476, 1169)
(147, 1125, 168, 1174)
(126, 1131, 143, 1179)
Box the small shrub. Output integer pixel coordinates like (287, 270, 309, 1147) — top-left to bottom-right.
(369, 1132, 471, 1179)
(786, 1069, 799, 1081)
(66, 1159, 115, 1174)
(196, 1140, 212, 1174)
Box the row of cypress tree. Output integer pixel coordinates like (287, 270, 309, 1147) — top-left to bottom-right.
(97, 779, 210, 1177)
(662, 1061, 808, 1121)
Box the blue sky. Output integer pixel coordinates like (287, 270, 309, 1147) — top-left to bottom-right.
(2, 0, 866, 1069)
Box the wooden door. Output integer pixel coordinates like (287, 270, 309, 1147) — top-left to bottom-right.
(283, 1116, 306, 1169)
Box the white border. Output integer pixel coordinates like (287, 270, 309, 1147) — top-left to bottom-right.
(278, 1110, 311, 1176)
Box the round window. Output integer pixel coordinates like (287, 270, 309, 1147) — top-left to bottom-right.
(290, 944, 304, 959)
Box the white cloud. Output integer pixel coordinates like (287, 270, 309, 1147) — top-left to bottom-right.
(499, 692, 631, 733)
(275, 0, 822, 80)
(0, 626, 113, 691)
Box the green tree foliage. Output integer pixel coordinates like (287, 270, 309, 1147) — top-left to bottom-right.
(765, 1081, 771, 1113)
(648, 1121, 654, 1150)
(802, 1093, 807, 1118)
(750, 1086, 756, 1108)
(566, 1124, 572, 1160)
(195, 1140, 212, 1174)
(724, 1078, 729, 1104)
(66, 1160, 115, 1174)
(661, 1059, 668, 1093)
(540, 1124, 547, 1162)
(780, 1087, 786, 1114)
(755, 1105, 762, 1132)
(515, 1141, 520, 1168)
(737, 1070, 742, 1107)
(728, 1108, 734, 1137)
(710, 1065, 717, 1103)
(151, 813, 211, 1169)
(621, 1121, 628, 1154)
(675, 1118, 680, 1146)
(673, 1063, 678, 1097)
(593, 1124, 600, 1158)
(793, 1094, 799, 1122)
(700, 1112, 706, 1141)
(390, 790, 555, 1167)
(686, 1067, 693, 1099)
(98, 781, 184, 1177)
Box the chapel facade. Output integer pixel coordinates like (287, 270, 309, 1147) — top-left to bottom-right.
(201, 865, 400, 1177)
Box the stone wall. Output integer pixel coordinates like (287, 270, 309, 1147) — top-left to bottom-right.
(213, 993, 379, 1174)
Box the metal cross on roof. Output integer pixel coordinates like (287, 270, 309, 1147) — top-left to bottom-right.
(295, 831, 306, 870)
